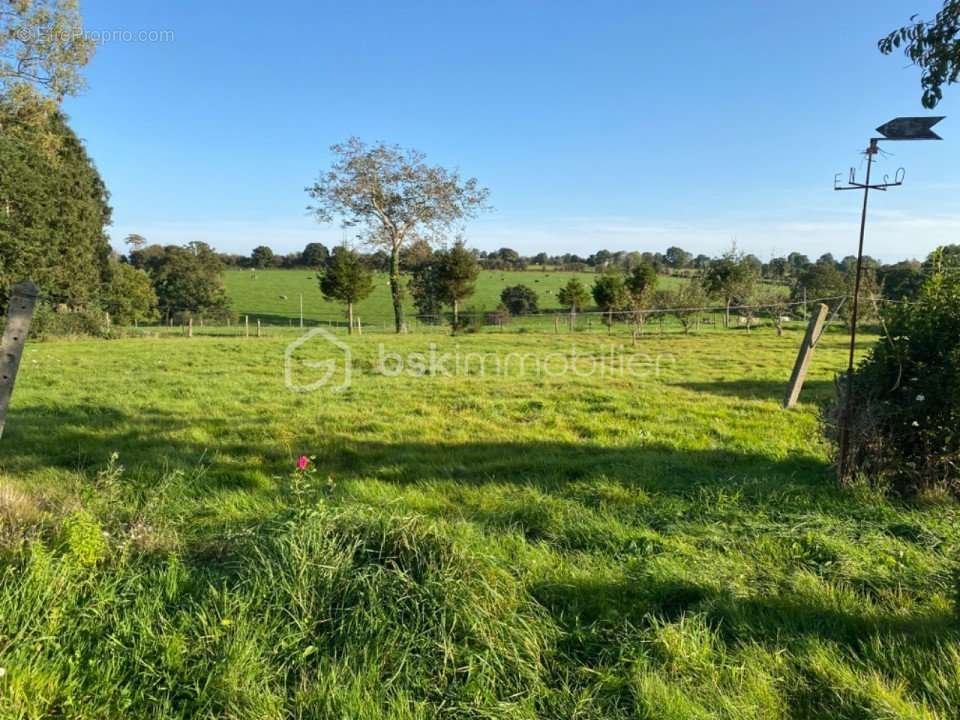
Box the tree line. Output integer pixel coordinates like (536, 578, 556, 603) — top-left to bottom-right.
(1, 0, 955, 338)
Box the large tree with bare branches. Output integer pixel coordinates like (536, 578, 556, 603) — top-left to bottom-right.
(306, 138, 489, 333)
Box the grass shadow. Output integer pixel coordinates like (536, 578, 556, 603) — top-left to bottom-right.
(673, 379, 834, 403)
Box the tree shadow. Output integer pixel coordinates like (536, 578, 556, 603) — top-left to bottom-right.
(0, 404, 273, 493)
(531, 572, 959, 677)
(672, 379, 835, 403)
(2, 403, 836, 503)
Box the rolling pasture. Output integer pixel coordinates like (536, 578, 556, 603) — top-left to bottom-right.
(223, 268, 689, 326)
(2, 324, 958, 719)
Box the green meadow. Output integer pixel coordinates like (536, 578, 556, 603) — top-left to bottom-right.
(223, 268, 689, 326)
(2, 325, 958, 718)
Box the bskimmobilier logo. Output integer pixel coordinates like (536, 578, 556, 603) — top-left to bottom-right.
(284, 328, 351, 393)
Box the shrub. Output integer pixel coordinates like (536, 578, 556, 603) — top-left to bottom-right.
(29, 304, 117, 340)
(500, 284, 539, 315)
(825, 252, 960, 494)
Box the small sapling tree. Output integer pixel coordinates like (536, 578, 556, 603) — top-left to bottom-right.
(557, 277, 589, 328)
(435, 240, 479, 330)
(318, 246, 374, 334)
(671, 281, 709, 334)
(592, 270, 627, 326)
(625, 261, 657, 336)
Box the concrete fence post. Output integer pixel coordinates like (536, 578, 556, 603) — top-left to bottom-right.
(0, 282, 40, 440)
(783, 303, 829, 409)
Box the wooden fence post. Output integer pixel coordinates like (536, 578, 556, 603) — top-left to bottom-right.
(245, 315, 249, 337)
(0, 282, 40, 440)
(256, 319, 261, 337)
(783, 303, 828, 409)
(188, 317, 193, 337)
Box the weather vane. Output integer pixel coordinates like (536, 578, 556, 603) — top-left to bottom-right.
(833, 116, 945, 482)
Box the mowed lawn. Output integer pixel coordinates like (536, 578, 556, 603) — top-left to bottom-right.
(1, 327, 958, 718)
(223, 268, 689, 325)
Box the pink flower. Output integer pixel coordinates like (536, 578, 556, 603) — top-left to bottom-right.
(296, 456, 309, 471)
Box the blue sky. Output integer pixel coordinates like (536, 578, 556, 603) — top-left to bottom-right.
(64, 0, 957, 262)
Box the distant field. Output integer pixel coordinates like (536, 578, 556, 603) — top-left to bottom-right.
(223, 268, 688, 325)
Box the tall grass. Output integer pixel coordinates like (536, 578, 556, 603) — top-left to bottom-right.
(0, 329, 957, 718)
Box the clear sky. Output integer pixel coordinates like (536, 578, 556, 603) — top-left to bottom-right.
(63, 0, 957, 263)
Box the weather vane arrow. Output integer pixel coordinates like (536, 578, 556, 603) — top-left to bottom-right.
(875, 116, 945, 140)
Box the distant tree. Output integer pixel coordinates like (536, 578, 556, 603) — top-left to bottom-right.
(500, 284, 539, 315)
(127, 244, 166, 270)
(318, 246, 374, 334)
(141, 243, 230, 320)
(497, 247, 521, 264)
(558, 277, 589, 327)
(588, 249, 613, 268)
(790, 260, 849, 322)
(533, 252, 549, 266)
(435, 241, 479, 327)
(277, 252, 303, 268)
(766, 257, 788, 281)
(400, 237, 435, 272)
(363, 249, 391, 272)
(592, 270, 627, 326)
(878, 260, 925, 301)
(787, 252, 811, 276)
(743, 254, 764, 276)
(625, 261, 657, 335)
(664, 246, 692, 269)
(251, 245, 275, 268)
(839, 255, 880, 274)
(307, 138, 489, 333)
(102, 260, 158, 324)
(301, 242, 329, 268)
(879, 1, 960, 108)
(816, 253, 838, 269)
(692, 254, 712, 271)
(792, 261, 845, 301)
(670, 281, 709, 334)
(124, 234, 147, 252)
(703, 247, 759, 328)
(619, 251, 643, 271)
(754, 288, 792, 336)
(923, 243, 960, 272)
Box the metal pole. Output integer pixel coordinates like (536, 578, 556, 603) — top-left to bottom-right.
(838, 138, 877, 481)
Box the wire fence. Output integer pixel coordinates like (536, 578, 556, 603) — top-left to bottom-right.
(105, 294, 870, 339)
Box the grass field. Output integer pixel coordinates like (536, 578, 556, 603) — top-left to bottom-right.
(223, 268, 689, 326)
(2, 326, 958, 718)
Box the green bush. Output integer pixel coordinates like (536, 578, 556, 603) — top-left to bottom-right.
(29, 304, 118, 340)
(826, 251, 960, 494)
